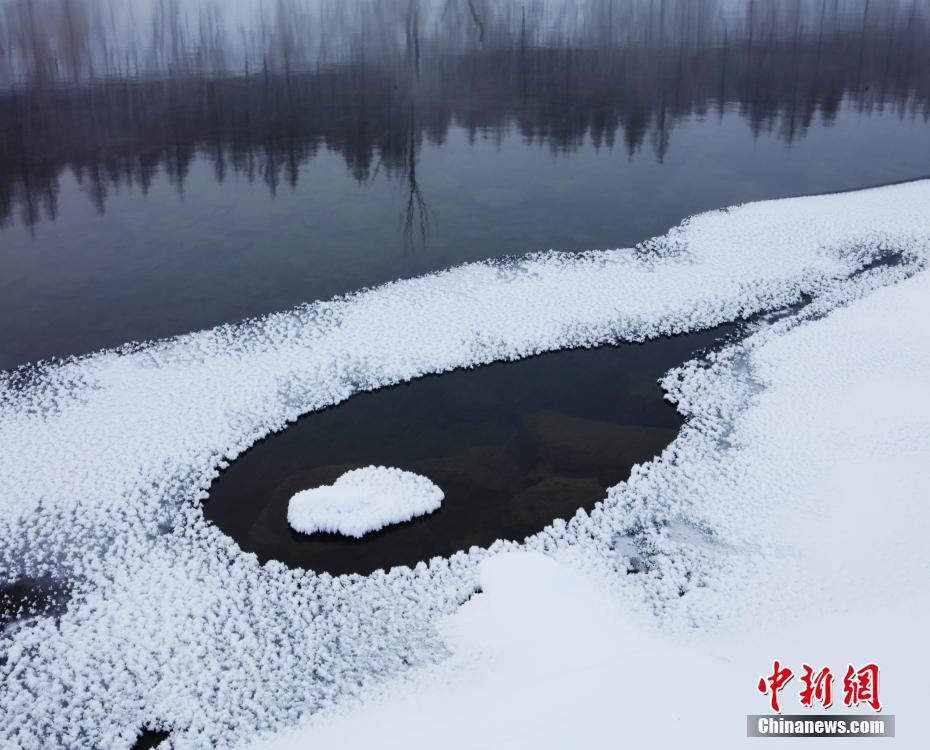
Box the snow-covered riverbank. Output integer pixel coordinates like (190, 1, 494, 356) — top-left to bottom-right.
(2, 181, 928, 748)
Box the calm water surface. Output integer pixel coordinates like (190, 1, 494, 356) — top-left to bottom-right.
(2, 0, 929, 571)
(205, 327, 733, 574)
(3, 0, 930, 370)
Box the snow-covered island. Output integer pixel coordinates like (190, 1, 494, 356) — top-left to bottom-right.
(287, 466, 444, 538)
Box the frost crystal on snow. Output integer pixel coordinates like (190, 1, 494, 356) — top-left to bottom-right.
(288, 467, 444, 538)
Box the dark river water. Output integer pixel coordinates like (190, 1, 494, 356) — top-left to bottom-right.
(2, 0, 929, 574)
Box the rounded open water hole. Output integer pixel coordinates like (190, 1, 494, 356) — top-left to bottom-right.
(204, 325, 734, 575)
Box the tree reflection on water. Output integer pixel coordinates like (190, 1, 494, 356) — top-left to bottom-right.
(1, 0, 928, 229)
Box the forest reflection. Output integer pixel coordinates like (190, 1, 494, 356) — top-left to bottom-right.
(1, 0, 928, 229)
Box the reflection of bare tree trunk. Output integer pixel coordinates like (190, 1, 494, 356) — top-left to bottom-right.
(277, 0, 294, 82)
(817, 0, 827, 53)
(607, 0, 614, 48)
(878, 5, 897, 105)
(19, 163, 39, 231)
(88, 163, 107, 215)
(465, 0, 486, 43)
(25, 0, 50, 84)
(402, 102, 429, 250)
(43, 173, 58, 222)
(857, 0, 870, 93)
(62, 0, 84, 82)
(718, 27, 729, 115)
(658, 0, 666, 45)
(286, 126, 298, 188)
(810, 0, 827, 107)
(406, 0, 420, 79)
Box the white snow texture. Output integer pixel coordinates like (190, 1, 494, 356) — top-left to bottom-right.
(1, 180, 929, 749)
(288, 467, 443, 538)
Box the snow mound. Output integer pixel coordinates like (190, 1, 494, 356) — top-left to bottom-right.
(288, 467, 443, 538)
